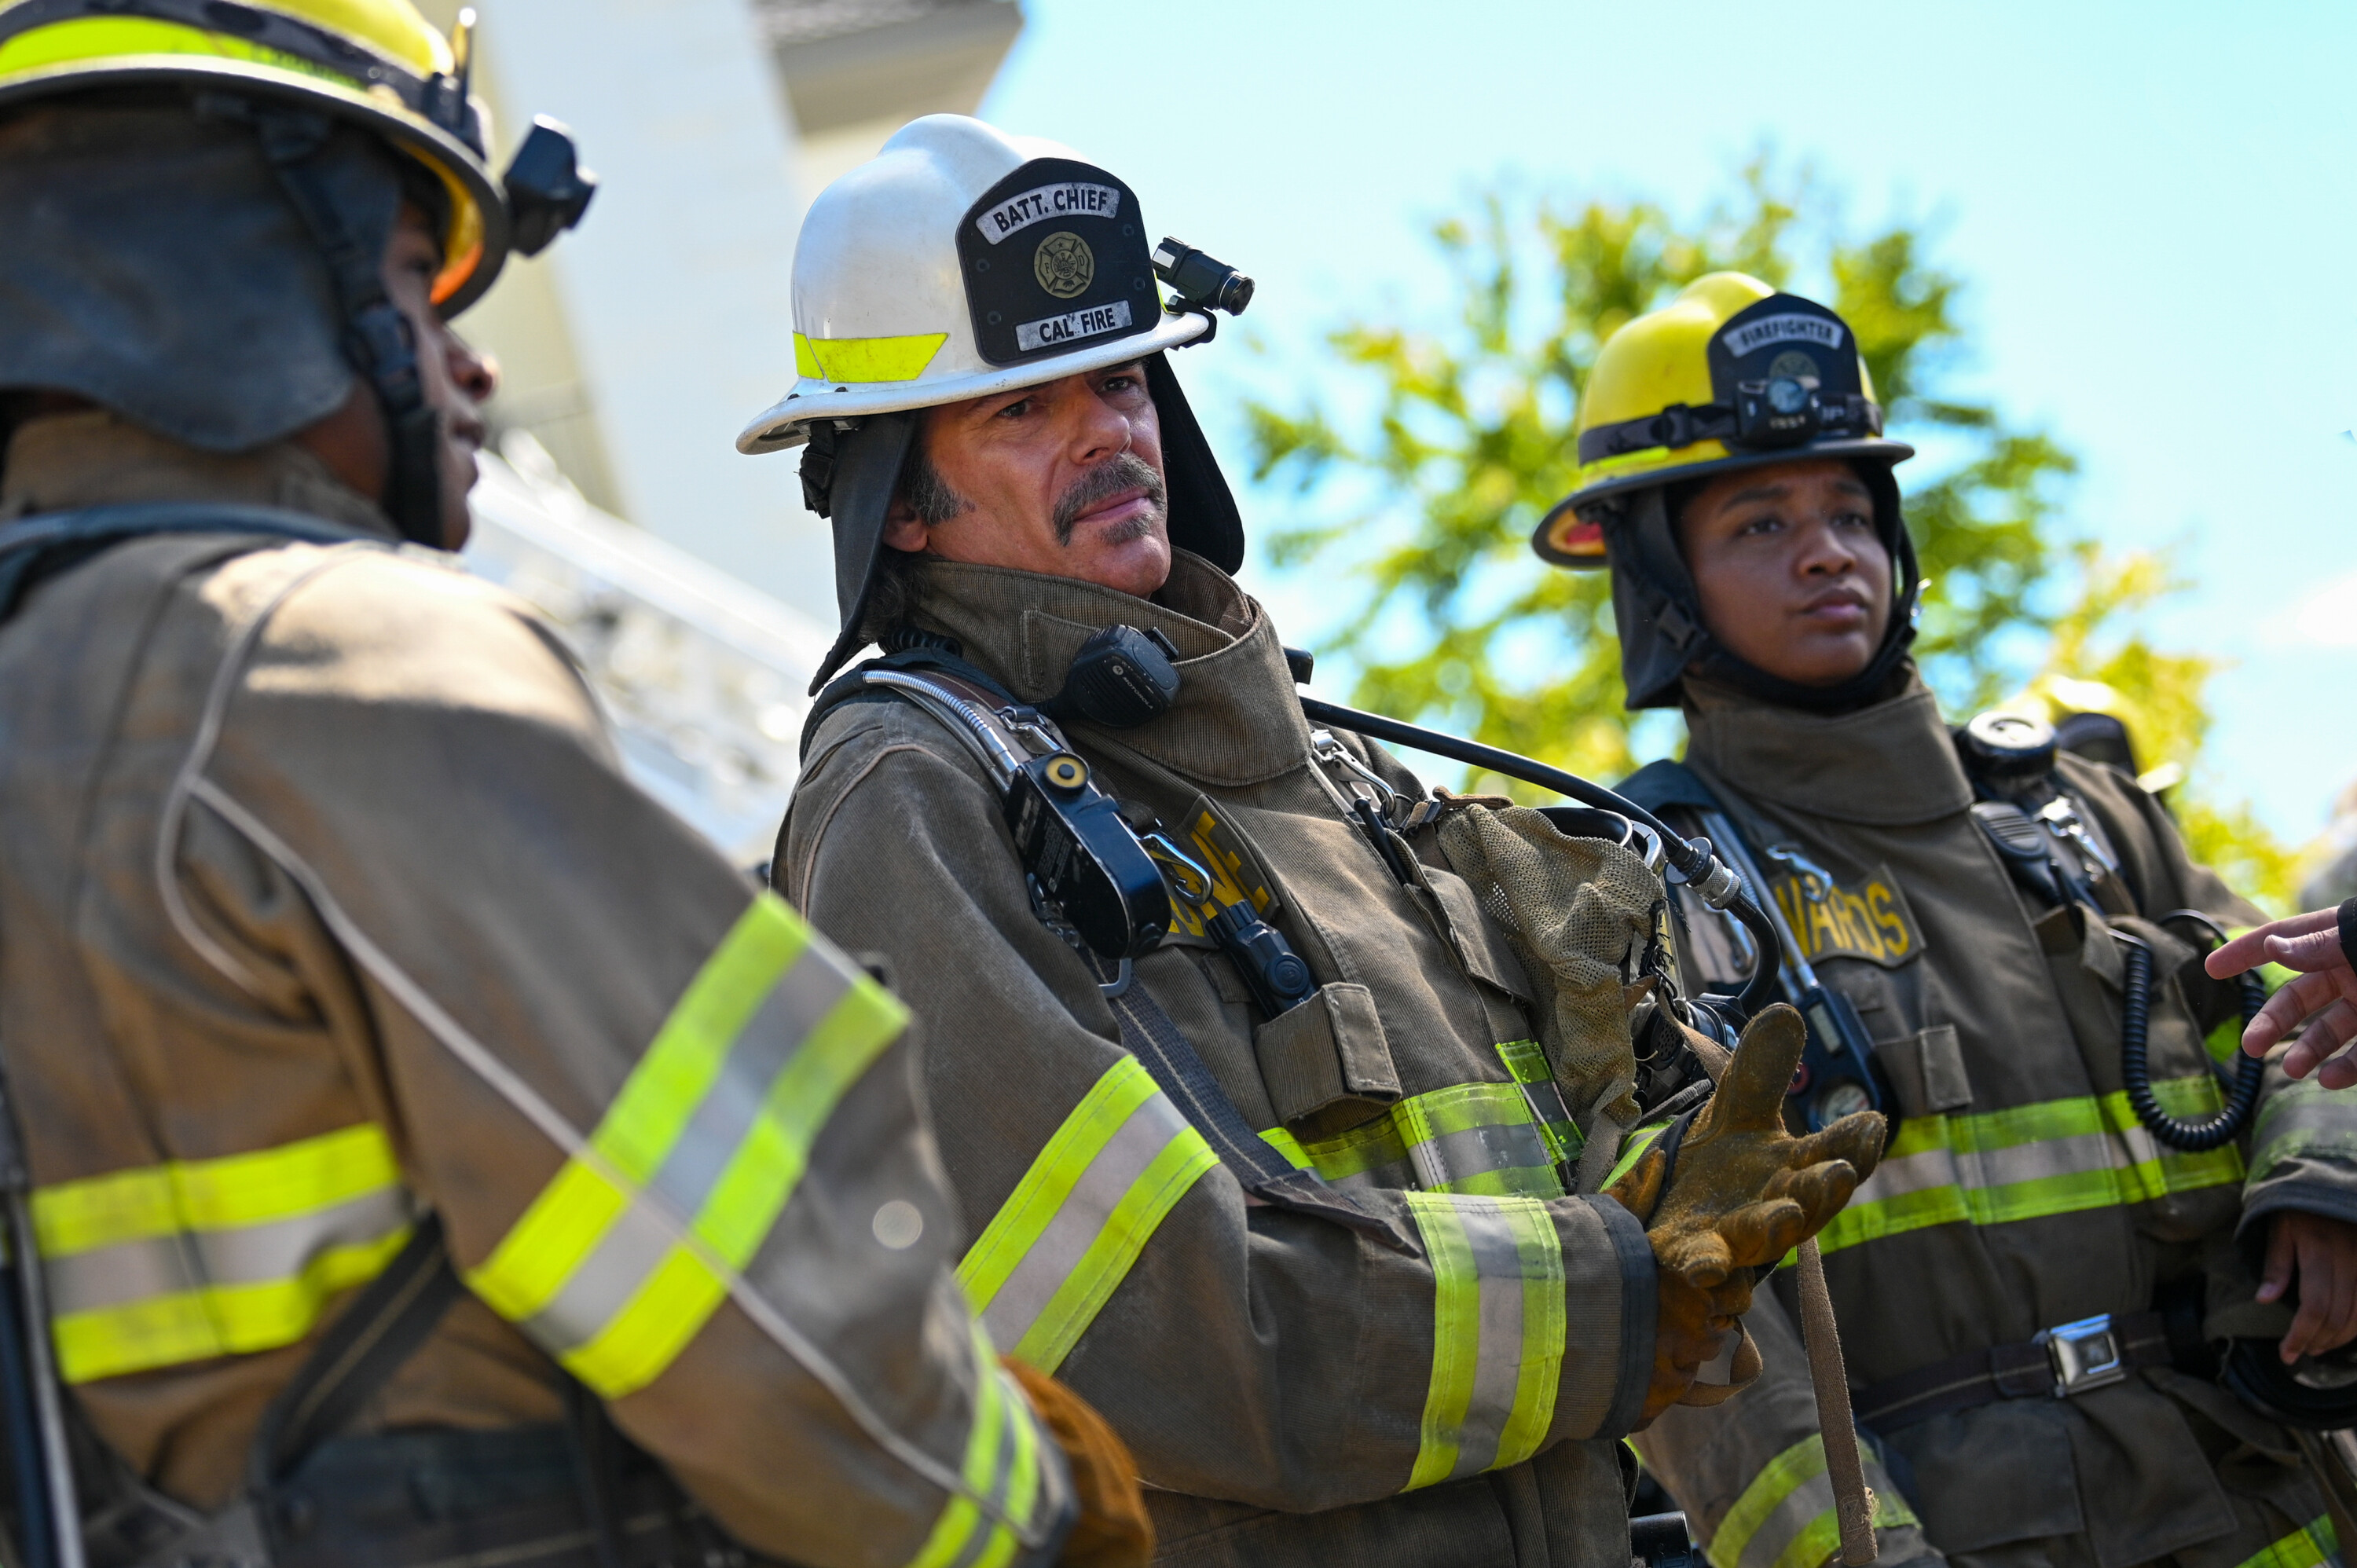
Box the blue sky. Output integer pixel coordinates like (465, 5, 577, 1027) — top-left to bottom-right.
(985, 0, 2357, 843)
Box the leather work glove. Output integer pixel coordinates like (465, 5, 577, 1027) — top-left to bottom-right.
(1003, 1358, 1154, 1568)
(1608, 1004, 1886, 1425)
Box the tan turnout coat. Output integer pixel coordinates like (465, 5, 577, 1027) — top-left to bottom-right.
(779, 552, 1663, 1568)
(1634, 676, 2357, 1568)
(0, 415, 1067, 1568)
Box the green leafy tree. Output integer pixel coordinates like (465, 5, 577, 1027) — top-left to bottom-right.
(1244, 167, 2295, 908)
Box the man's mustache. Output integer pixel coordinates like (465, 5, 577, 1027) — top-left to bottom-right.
(1054, 454, 1167, 546)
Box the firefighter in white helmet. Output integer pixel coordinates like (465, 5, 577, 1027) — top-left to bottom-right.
(742, 115, 1884, 1567)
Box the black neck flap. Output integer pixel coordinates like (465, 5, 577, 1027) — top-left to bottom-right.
(213, 95, 443, 545)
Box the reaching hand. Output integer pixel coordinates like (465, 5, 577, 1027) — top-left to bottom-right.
(1610, 1005, 1885, 1418)
(2262, 1211, 2357, 1364)
(2207, 908, 2357, 1089)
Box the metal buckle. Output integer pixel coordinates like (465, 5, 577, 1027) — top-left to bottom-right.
(2036, 1313, 2128, 1397)
(2036, 797, 2121, 877)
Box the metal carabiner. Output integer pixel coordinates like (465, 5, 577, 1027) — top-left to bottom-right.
(1140, 830, 1214, 907)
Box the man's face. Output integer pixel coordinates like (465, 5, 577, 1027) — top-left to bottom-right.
(384, 206, 495, 545)
(878, 361, 1171, 598)
(298, 202, 495, 547)
(1673, 456, 1893, 688)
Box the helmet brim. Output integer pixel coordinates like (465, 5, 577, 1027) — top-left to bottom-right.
(1531, 437, 1916, 568)
(0, 54, 510, 315)
(736, 308, 1211, 454)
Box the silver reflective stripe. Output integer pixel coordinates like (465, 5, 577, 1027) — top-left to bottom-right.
(521, 948, 851, 1356)
(643, 949, 852, 1215)
(1856, 1129, 2124, 1204)
(44, 1186, 410, 1315)
(979, 1090, 1195, 1355)
(1447, 1202, 1536, 1481)
(522, 1196, 678, 1356)
(1409, 1121, 1557, 1194)
(1401, 1192, 1565, 1490)
(1734, 1468, 1838, 1568)
(2252, 1086, 2357, 1178)
(1848, 1145, 1952, 1205)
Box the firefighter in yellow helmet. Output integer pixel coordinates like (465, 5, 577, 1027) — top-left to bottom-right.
(1540, 274, 2357, 1568)
(0, 5, 1146, 1565)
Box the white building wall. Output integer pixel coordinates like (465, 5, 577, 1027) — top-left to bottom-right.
(456, 0, 838, 625)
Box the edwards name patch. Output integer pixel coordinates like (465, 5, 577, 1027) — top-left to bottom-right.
(1771, 861, 1924, 969)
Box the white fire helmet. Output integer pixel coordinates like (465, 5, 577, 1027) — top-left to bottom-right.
(735, 115, 1248, 691)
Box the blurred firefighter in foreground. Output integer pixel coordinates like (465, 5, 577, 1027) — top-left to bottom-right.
(742, 115, 1883, 1566)
(0, 3, 1143, 1563)
(1538, 271, 2357, 1568)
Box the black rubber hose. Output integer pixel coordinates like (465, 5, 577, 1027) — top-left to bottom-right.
(0, 1263, 57, 1568)
(1299, 695, 1783, 1018)
(2119, 936, 2264, 1152)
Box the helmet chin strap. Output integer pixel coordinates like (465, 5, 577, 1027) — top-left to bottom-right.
(207, 95, 445, 545)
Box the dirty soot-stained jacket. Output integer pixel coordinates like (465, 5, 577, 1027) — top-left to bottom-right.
(1631, 674, 2357, 1568)
(779, 551, 1661, 1568)
(0, 415, 1069, 1568)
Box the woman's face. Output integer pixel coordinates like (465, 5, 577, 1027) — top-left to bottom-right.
(1673, 457, 1892, 687)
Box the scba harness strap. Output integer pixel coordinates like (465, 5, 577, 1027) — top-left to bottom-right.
(801, 654, 1417, 1255)
(68, 1217, 724, 1568)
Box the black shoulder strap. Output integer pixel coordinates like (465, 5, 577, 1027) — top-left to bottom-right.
(792, 658, 1418, 1254)
(797, 646, 1020, 761)
(1615, 758, 1725, 817)
(0, 504, 364, 625)
(246, 1212, 466, 1490)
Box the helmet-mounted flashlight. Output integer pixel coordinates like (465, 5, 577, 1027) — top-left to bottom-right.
(1731, 375, 1876, 450)
(1153, 237, 1254, 317)
(504, 118, 596, 258)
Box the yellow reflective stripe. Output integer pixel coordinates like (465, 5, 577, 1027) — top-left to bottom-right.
(1495, 1039, 1582, 1163)
(1401, 1192, 1564, 1491)
(51, 1229, 409, 1386)
(959, 1057, 1218, 1374)
(1275, 1076, 1565, 1196)
(1396, 1080, 1563, 1197)
(1707, 1434, 1920, 1568)
(1258, 1127, 1312, 1170)
(905, 1326, 1047, 1568)
(33, 1123, 412, 1384)
(467, 895, 906, 1398)
(2249, 1077, 2357, 1183)
(1814, 1075, 2242, 1257)
(795, 331, 950, 383)
(1290, 1110, 1413, 1186)
(35, 1123, 398, 1253)
(1604, 1123, 1670, 1193)
(0, 16, 365, 90)
(2234, 1516, 2340, 1568)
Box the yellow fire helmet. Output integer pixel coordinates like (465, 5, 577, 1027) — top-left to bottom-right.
(1532, 271, 1914, 568)
(0, 0, 595, 315)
